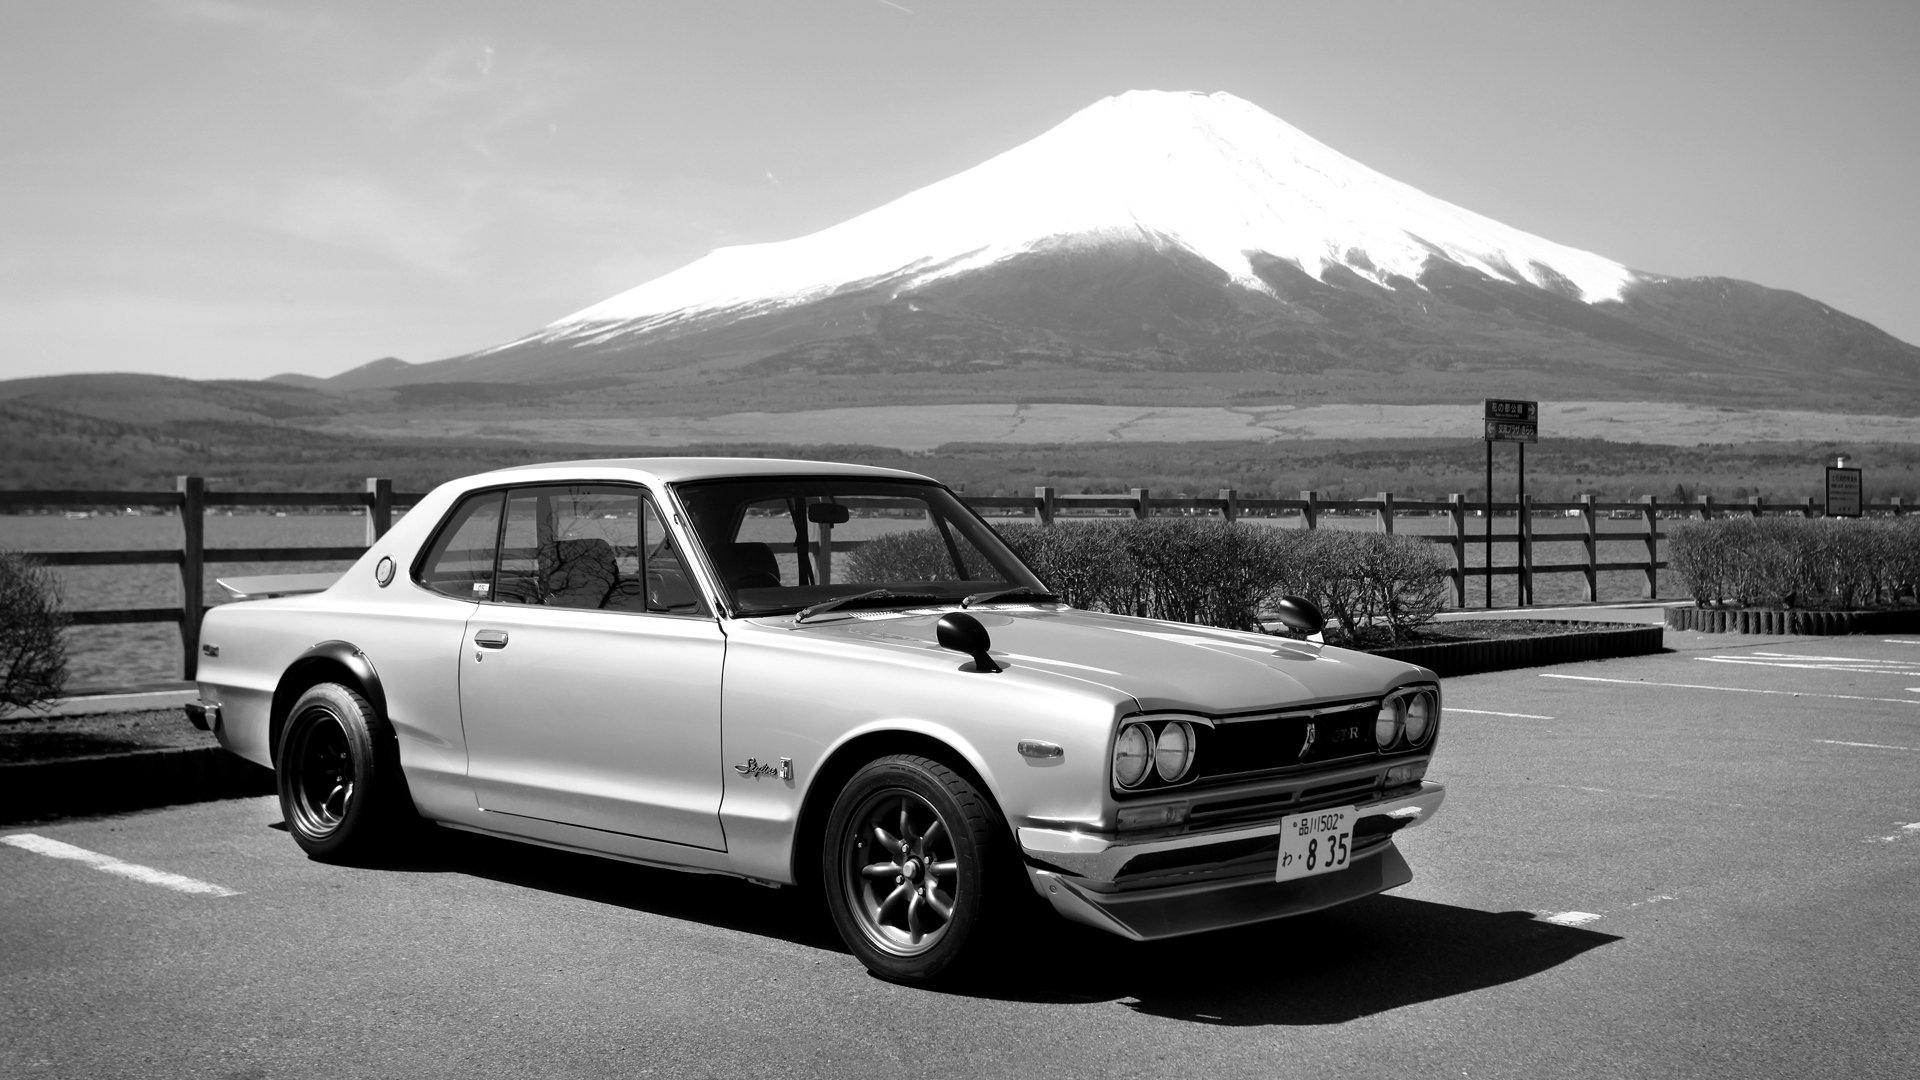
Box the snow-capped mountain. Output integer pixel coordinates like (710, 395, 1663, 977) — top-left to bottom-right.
(511, 90, 1636, 350)
(328, 90, 1917, 411)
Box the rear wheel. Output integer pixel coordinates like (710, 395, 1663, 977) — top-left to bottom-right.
(277, 682, 407, 861)
(823, 754, 1007, 983)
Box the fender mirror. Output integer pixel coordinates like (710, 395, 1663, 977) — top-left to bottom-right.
(936, 612, 1002, 673)
(1270, 594, 1326, 637)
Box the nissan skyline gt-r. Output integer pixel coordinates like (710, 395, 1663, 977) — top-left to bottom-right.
(186, 457, 1445, 982)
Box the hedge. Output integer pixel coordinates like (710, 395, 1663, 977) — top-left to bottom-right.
(1667, 516, 1920, 610)
(848, 519, 1452, 645)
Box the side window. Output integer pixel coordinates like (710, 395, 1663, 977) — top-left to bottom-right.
(491, 484, 707, 616)
(417, 491, 505, 600)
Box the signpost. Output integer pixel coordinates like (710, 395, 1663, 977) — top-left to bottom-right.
(1826, 461, 1863, 518)
(1484, 399, 1539, 607)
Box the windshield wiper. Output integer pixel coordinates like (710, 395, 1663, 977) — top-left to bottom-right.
(962, 586, 1059, 608)
(795, 589, 947, 623)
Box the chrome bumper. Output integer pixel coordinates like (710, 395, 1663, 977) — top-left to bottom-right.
(1016, 781, 1445, 941)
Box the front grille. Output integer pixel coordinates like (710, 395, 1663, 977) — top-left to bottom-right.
(1190, 700, 1380, 784)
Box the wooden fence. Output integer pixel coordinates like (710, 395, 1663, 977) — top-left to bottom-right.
(1, 478, 1909, 679)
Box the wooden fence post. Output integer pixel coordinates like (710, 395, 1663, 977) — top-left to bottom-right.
(1374, 492, 1394, 534)
(1893, 497, 1907, 517)
(365, 477, 394, 543)
(1130, 488, 1151, 521)
(1448, 493, 1466, 607)
(1300, 490, 1319, 531)
(1641, 494, 1659, 599)
(1581, 493, 1598, 602)
(1801, 497, 1815, 519)
(177, 475, 205, 680)
(1218, 488, 1239, 524)
(1695, 493, 1712, 520)
(1034, 486, 1056, 526)
(1519, 493, 1534, 606)
(1747, 495, 1763, 518)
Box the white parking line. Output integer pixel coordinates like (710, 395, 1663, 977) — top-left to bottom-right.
(1869, 823, 1920, 844)
(1541, 673, 1920, 706)
(1540, 911, 1604, 927)
(1546, 783, 1748, 809)
(1448, 708, 1555, 720)
(1698, 656, 1920, 676)
(1, 834, 240, 897)
(1885, 640, 1920, 646)
(1815, 739, 1917, 751)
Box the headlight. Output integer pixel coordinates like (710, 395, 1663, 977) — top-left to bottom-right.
(1404, 691, 1435, 745)
(1113, 723, 1152, 788)
(1154, 721, 1195, 782)
(1375, 695, 1406, 749)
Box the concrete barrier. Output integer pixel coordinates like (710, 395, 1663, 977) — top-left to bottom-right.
(1664, 607, 1920, 635)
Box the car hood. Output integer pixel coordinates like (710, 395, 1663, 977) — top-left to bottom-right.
(788, 607, 1425, 713)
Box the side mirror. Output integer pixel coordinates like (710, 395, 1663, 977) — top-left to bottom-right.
(1270, 594, 1326, 637)
(936, 612, 1002, 673)
(807, 502, 851, 525)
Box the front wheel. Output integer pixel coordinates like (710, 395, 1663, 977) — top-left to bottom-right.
(277, 682, 407, 861)
(822, 754, 1007, 983)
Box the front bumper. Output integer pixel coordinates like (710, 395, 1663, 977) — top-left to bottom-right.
(1017, 781, 1444, 941)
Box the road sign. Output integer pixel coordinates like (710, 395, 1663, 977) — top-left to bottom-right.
(1826, 466, 1863, 517)
(1484, 398, 1538, 422)
(1484, 399, 1538, 442)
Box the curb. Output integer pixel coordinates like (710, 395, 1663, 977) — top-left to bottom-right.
(0, 746, 274, 825)
(1366, 623, 1666, 678)
(1663, 607, 1920, 635)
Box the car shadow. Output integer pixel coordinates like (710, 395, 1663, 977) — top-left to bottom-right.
(333, 821, 844, 952)
(952, 896, 1619, 1023)
(299, 821, 1617, 1020)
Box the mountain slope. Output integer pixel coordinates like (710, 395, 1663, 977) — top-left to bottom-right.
(312, 89, 1918, 410)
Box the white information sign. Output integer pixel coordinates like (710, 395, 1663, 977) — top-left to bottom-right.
(1826, 467, 1863, 518)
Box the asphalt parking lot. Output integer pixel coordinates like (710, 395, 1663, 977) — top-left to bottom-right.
(4, 633, 1917, 1079)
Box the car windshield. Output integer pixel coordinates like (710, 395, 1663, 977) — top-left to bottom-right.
(670, 477, 1047, 617)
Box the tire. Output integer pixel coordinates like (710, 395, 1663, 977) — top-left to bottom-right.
(822, 754, 1008, 983)
(277, 682, 408, 862)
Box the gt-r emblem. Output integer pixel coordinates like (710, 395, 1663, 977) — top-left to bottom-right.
(1299, 722, 1316, 758)
(734, 757, 793, 782)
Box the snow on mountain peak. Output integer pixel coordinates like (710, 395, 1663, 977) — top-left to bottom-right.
(532, 90, 1637, 342)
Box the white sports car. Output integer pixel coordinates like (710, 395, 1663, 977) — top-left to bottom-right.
(187, 458, 1445, 982)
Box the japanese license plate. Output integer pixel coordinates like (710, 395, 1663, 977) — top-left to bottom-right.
(1276, 805, 1355, 882)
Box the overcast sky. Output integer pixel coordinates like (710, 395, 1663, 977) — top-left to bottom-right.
(3, 0, 1916, 383)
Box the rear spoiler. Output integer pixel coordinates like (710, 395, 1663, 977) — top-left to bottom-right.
(215, 572, 342, 601)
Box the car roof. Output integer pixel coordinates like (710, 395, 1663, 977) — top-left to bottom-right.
(470, 456, 939, 487)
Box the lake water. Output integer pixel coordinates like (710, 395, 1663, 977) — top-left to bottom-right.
(1, 510, 1675, 690)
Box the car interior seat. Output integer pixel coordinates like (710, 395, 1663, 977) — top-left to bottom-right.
(719, 541, 782, 590)
(544, 537, 619, 608)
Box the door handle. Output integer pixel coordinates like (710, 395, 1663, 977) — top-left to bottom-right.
(473, 629, 510, 649)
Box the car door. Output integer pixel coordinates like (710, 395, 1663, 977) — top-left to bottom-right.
(458, 483, 727, 851)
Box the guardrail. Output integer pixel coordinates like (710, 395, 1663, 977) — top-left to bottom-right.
(1, 478, 1908, 678)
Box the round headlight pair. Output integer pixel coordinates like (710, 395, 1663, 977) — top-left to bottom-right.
(1404, 692, 1435, 745)
(1113, 720, 1196, 788)
(1377, 689, 1438, 750)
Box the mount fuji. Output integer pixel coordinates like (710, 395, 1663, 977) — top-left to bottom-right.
(327, 90, 1920, 412)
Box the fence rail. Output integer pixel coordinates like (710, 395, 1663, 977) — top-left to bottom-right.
(2, 478, 1908, 679)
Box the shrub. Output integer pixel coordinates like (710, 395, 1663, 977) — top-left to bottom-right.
(0, 551, 68, 713)
(867, 518, 1451, 644)
(1668, 516, 1920, 609)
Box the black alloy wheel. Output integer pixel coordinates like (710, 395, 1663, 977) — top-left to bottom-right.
(823, 754, 1007, 983)
(277, 682, 406, 861)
